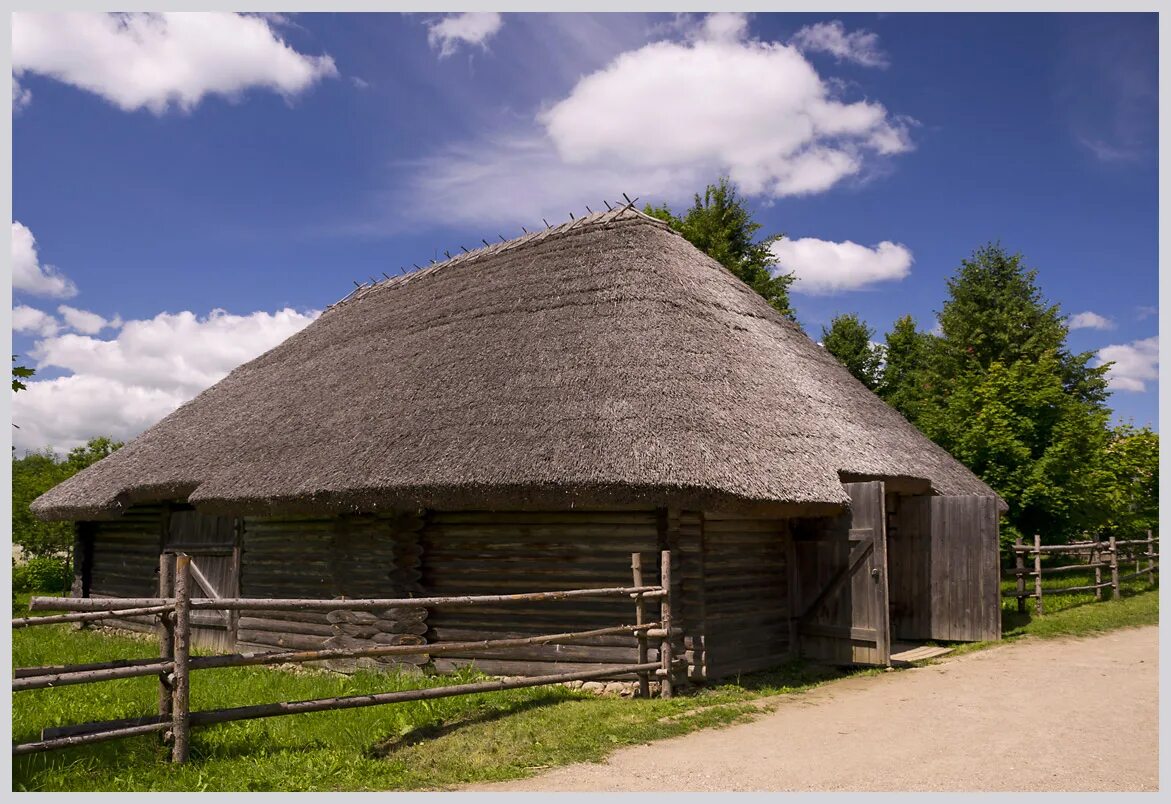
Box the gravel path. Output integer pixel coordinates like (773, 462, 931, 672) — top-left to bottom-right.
(470, 626, 1158, 792)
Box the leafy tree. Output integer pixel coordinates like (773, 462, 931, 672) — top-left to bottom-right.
(12, 354, 34, 393)
(878, 314, 933, 422)
(12, 437, 124, 559)
(918, 244, 1116, 543)
(1100, 424, 1159, 537)
(645, 178, 796, 319)
(821, 313, 883, 391)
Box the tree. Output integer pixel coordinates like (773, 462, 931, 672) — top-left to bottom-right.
(645, 178, 797, 319)
(917, 243, 1115, 543)
(821, 313, 883, 391)
(1100, 424, 1159, 537)
(878, 314, 933, 422)
(12, 437, 124, 559)
(12, 354, 34, 393)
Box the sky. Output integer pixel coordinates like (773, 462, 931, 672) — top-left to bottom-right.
(9, 11, 1160, 453)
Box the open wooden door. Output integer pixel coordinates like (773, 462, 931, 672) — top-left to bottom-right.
(792, 481, 891, 666)
(161, 507, 240, 651)
(927, 495, 1001, 641)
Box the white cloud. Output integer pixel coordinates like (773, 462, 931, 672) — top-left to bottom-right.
(398, 14, 912, 228)
(1096, 336, 1158, 393)
(12, 74, 32, 111)
(699, 12, 749, 43)
(12, 307, 319, 452)
(12, 12, 336, 114)
(1068, 311, 1115, 331)
(790, 20, 889, 68)
(13, 305, 60, 337)
(426, 12, 503, 58)
(57, 305, 121, 335)
(11, 221, 78, 299)
(771, 237, 913, 295)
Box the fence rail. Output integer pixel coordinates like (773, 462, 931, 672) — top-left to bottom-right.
(1005, 531, 1158, 615)
(13, 551, 679, 763)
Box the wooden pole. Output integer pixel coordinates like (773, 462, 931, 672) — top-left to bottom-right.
(171, 554, 191, 763)
(1094, 536, 1103, 601)
(1033, 533, 1044, 615)
(158, 553, 175, 735)
(659, 549, 673, 699)
(11, 604, 171, 629)
(631, 553, 650, 699)
(1014, 536, 1026, 613)
(1149, 530, 1158, 586)
(1109, 535, 1120, 600)
(13, 661, 175, 692)
(14, 721, 172, 756)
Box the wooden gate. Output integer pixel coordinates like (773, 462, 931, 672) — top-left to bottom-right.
(162, 508, 240, 651)
(792, 481, 891, 666)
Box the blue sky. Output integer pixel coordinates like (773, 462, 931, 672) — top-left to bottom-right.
(10, 11, 1159, 452)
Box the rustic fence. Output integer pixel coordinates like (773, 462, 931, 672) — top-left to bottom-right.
(13, 550, 680, 763)
(1005, 531, 1158, 615)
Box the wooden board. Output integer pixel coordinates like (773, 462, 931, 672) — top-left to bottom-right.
(793, 481, 890, 666)
(928, 495, 1001, 642)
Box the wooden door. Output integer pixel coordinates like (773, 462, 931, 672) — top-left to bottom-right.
(162, 507, 240, 651)
(792, 481, 891, 666)
(927, 495, 1001, 641)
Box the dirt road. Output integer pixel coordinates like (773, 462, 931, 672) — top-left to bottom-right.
(471, 626, 1158, 792)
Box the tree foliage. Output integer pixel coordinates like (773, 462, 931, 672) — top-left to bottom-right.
(645, 178, 796, 320)
(12, 437, 123, 559)
(877, 314, 933, 421)
(12, 354, 34, 393)
(821, 313, 883, 391)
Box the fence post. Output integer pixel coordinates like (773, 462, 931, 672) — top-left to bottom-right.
(158, 553, 175, 739)
(1033, 533, 1043, 615)
(1108, 535, 1120, 601)
(1094, 536, 1103, 602)
(1149, 530, 1158, 586)
(630, 553, 650, 699)
(1014, 537, 1026, 613)
(659, 549, 673, 699)
(171, 554, 192, 763)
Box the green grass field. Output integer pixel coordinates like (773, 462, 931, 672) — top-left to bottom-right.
(11, 571, 1158, 792)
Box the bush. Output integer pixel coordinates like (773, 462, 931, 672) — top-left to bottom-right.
(13, 555, 71, 593)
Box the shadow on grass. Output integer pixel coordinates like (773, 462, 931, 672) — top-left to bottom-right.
(369, 696, 571, 758)
(704, 656, 861, 695)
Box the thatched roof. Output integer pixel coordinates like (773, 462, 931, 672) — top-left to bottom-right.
(32, 205, 1002, 521)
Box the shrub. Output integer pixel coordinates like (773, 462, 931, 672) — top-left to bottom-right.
(13, 555, 71, 593)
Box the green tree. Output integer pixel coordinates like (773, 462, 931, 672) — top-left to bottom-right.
(645, 177, 796, 319)
(918, 244, 1115, 543)
(12, 437, 124, 559)
(821, 313, 883, 391)
(878, 314, 933, 422)
(12, 354, 34, 393)
(1100, 424, 1159, 536)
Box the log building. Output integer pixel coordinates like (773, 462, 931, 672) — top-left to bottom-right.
(33, 206, 1004, 681)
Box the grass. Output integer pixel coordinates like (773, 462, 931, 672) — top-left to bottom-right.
(11, 568, 1158, 792)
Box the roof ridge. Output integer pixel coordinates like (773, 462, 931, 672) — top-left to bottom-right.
(327, 203, 673, 312)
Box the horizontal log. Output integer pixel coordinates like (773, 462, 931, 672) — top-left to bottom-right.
(185, 661, 663, 728)
(1001, 563, 1110, 577)
(13, 660, 175, 692)
(12, 605, 171, 629)
(432, 657, 649, 678)
(427, 626, 639, 649)
(30, 586, 664, 613)
(236, 629, 328, 651)
(431, 511, 656, 525)
(1118, 567, 1158, 581)
(237, 617, 335, 637)
(14, 720, 171, 755)
(16, 656, 165, 679)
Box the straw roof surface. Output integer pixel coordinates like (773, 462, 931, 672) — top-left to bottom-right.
(33, 206, 1002, 521)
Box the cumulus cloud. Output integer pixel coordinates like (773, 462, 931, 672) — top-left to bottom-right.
(399, 13, 912, 228)
(11, 221, 78, 298)
(1068, 311, 1115, 331)
(771, 237, 913, 295)
(13, 305, 60, 337)
(790, 20, 888, 68)
(426, 12, 503, 58)
(1096, 336, 1158, 392)
(57, 305, 122, 335)
(12, 307, 319, 452)
(12, 12, 337, 114)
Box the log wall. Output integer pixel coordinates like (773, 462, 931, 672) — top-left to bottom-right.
(700, 512, 792, 679)
(88, 505, 166, 635)
(237, 511, 428, 670)
(420, 510, 680, 678)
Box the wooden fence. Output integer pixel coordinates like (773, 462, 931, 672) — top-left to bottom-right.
(13, 551, 679, 763)
(1005, 531, 1158, 615)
